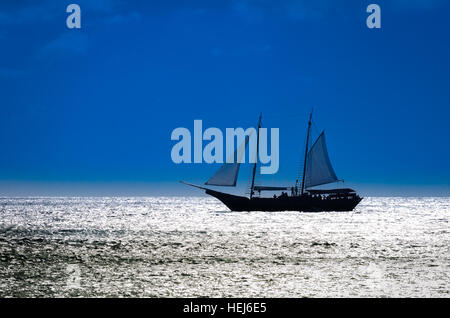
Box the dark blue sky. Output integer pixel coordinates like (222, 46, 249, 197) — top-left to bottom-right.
(1, 0, 449, 196)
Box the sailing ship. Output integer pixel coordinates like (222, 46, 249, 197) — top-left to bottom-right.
(182, 112, 362, 212)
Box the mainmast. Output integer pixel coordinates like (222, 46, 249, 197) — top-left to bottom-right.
(301, 111, 313, 195)
(250, 113, 262, 199)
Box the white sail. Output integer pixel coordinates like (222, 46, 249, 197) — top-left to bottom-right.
(205, 135, 251, 186)
(305, 131, 338, 188)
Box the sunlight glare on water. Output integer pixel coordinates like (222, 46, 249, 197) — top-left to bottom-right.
(0, 197, 449, 297)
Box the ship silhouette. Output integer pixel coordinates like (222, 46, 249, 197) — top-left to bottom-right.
(182, 111, 362, 212)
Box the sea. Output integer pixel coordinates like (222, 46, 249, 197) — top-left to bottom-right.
(0, 197, 448, 297)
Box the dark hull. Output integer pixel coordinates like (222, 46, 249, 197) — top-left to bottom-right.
(206, 189, 362, 212)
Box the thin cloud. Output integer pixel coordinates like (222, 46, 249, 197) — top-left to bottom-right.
(104, 11, 142, 25)
(0, 3, 55, 25)
(230, 0, 448, 22)
(38, 32, 89, 58)
(0, 0, 123, 26)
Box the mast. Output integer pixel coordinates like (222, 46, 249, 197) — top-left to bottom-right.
(301, 111, 313, 195)
(250, 113, 262, 199)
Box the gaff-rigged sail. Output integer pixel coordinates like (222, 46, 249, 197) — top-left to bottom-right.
(205, 134, 252, 187)
(305, 131, 338, 188)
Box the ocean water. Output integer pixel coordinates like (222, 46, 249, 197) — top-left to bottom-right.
(0, 197, 448, 298)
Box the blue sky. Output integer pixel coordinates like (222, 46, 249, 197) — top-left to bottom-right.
(0, 0, 449, 196)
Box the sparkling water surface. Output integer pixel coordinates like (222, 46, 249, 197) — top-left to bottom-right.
(0, 197, 449, 297)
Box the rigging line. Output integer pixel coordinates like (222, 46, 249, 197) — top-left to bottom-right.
(311, 119, 321, 136)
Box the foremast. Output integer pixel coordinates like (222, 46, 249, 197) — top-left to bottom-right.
(301, 111, 313, 195)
